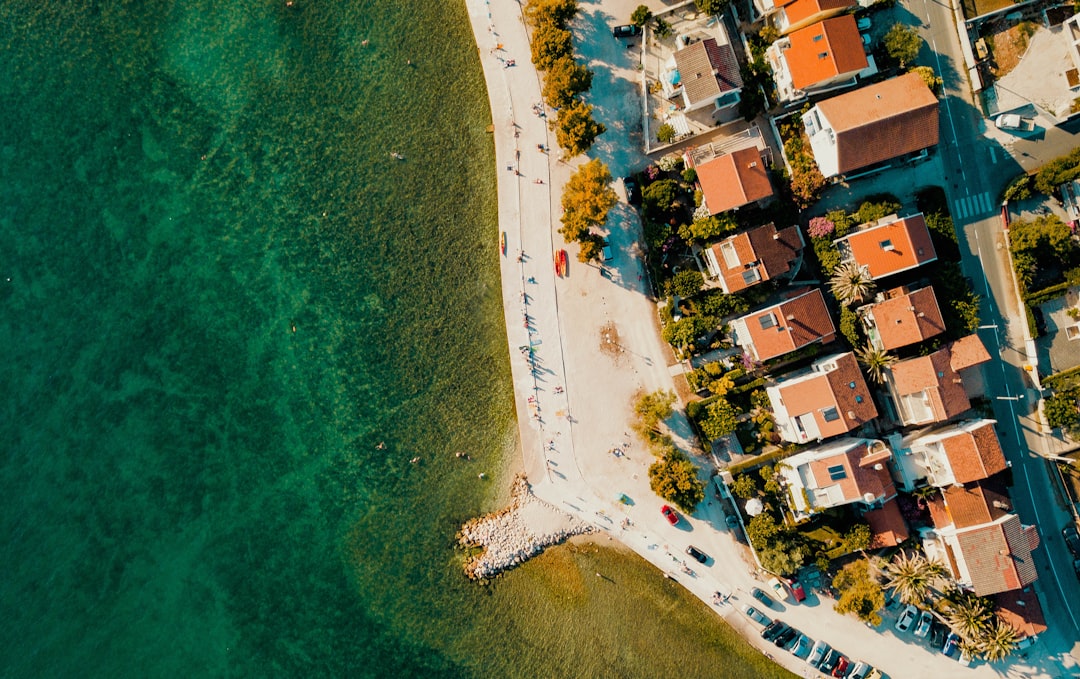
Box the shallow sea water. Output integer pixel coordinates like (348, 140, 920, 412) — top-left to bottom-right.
(0, 1, 792, 677)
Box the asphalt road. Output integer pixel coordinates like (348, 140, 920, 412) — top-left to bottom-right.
(906, 0, 1080, 653)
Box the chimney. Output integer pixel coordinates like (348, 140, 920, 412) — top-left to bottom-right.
(908, 306, 916, 312)
(918, 312, 925, 318)
(786, 314, 795, 321)
(953, 378, 964, 384)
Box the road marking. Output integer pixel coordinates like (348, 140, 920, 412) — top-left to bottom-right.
(978, 191, 992, 214)
(954, 193, 992, 220)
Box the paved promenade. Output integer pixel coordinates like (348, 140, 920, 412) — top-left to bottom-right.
(462, 0, 1075, 676)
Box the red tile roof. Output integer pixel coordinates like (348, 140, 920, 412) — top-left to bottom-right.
(939, 422, 1009, 485)
(784, 16, 868, 90)
(938, 482, 1011, 529)
(837, 214, 937, 280)
(814, 72, 940, 174)
(890, 347, 972, 423)
(709, 222, 803, 293)
(865, 286, 945, 350)
(774, 352, 877, 438)
(737, 288, 837, 361)
(949, 334, 992, 371)
(674, 38, 744, 107)
(781, 0, 856, 26)
(865, 498, 910, 548)
(992, 587, 1048, 638)
(697, 147, 774, 214)
(955, 516, 1039, 596)
(806, 440, 893, 504)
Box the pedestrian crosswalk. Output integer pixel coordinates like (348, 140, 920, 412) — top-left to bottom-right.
(952, 191, 995, 220)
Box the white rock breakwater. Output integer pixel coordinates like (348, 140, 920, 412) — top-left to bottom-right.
(459, 474, 596, 580)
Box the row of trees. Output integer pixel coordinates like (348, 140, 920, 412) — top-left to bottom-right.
(560, 159, 618, 261)
(526, 0, 605, 157)
(634, 390, 707, 512)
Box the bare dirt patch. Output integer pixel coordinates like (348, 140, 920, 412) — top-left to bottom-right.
(987, 22, 1039, 79)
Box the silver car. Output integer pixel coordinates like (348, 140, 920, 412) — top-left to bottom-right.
(740, 603, 772, 628)
(807, 639, 829, 667)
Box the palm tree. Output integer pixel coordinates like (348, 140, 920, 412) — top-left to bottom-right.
(857, 343, 897, 385)
(944, 592, 994, 641)
(829, 261, 876, 306)
(882, 552, 946, 606)
(976, 617, 1021, 662)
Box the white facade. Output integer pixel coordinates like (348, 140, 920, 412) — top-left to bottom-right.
(886, 420, 997, 491)
(801, 105, 841, 178)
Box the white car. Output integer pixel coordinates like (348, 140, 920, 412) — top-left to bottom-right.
(767, 576, 790, 602)
(914, 610, 933, 638)
(807, 639, 829, 668)
(849, 661, 872, 679)
(895, 604, 918, 632)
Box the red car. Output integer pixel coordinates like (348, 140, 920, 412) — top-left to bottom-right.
(832, 655, 850, 677)
(661, 504, 679, 525)
(784, 577, 807, 602)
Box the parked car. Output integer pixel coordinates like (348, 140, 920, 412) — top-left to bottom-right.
(741, 603, 772, 627)
(995, 113, 1035, 132)
(685, 545, 708, 563)
(807, 639, 829, 667)
(930, 620, 946, 649)
(914, 610, 933, 638)
(752, 587, 775, 608)
(1074, 557, 1080, 579)
(861, 33, 872, 48)
(725, 514, 739, 530)
(895, 604, 918, 632)
(601, 242, 613, 261)
(790, 634, 812, 658)
(856, 16, 871, 30)
(661, 504, 679, 525)
(768, 577, 790, 602)
(774, 626, 799, 648)
(611, 24, 642, 38)
(865, 669, 883, 679)
(1064, 523, 1080, 556)
(942, 631, 960, 657)
(622, 176, 640, 205)
(848, 661, 872, 679)
(761, 620, 789, 641)
(831, 654, 850, 677)
(784, 576, 807, 602)
(820, 649, 842, 674)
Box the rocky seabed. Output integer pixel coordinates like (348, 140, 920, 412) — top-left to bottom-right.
(458, 474, 595, 580)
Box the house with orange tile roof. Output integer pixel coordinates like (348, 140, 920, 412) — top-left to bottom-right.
(801, 72, 939, 178)
(767, 16, 868, 103)
(884, 335, 991, 426)
(667, 28, 743, 114)
(777, 437, 895, 520)
(922, 480, 1039, 596)
(860, 285, 945, 351)
(834, 213, 937, 280)
(887, 419, 1008, 491)
(689, 147, 774, 215)
(992, 587, 1047, 639)
(730, 288, 837, 362)
(775, 0, 857, 34)
(864, 498, 910, 548)
(766, 352, 877, 443)
(703, 222, 804, 293)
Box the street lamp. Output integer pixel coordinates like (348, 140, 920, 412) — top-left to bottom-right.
(996, 395, 1026, 401)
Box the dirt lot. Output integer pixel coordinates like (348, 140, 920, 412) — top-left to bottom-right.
(987, 21, 1040, 79)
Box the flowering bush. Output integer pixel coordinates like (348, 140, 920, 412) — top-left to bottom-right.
(808, 216, 835, 239)
(645, 164, 659, 180)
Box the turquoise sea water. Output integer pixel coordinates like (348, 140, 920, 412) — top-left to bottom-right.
(0, 2, 792, 677)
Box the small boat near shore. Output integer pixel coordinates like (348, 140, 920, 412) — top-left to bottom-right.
(554, 250, 568, 277)
(500, 232, 507, 256)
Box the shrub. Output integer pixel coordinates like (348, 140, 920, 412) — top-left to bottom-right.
(642, 179, 680, 219)
(630, 4, 652, 26)
(1002, 174, 1034, 202)
(840, 306, 863, 347)
(657, 123, 676, 144)
(700, 289, 750, 317)
(731, 473, 758, 499)
(856, 198, 901, 225)
(658, 153, 684, 172)
(808, 216, 835, 239)
(678, 213, 737, 243)
(671, 269, 704, 298)
(884, 24, 923, 68)
(1045, 390, 1080, 433)
(699, 399, 738, 440)
(648, 449, 705, 512)
(695, 0, 729, 13)
(682, 168, 698, 184)
(910, 65, 942, 95)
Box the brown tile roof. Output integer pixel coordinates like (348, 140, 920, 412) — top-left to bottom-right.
(939, 422, 1009, 485)
(939, 481, 1011, 529)
(711, 222, 803, 293)
(865, 498, 910, 548)
(781, 0, 856, 26)
(865, 286, 945, 350)
(774, 352, 878, 438)
(949, 334, 992, 371)
(784, 16, 868, 90)
(674, 38, 744, 108)
(814, 72, 940, 174)
(738, 288, 837, 361)
(890, 348, 971, 423)
(992, 587, 1048, 638)
(807, 440, 892, 503)
(697, 147, 774, 214)
(955, 516, 1039, 596)
(838, 214, 937, 280)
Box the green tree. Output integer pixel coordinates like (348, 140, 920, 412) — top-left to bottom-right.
(844, 523, 872, 553)
(911, 65, 943, 95)
(525, 0, 578, 28)
(662, 315, 713, 352)
(635, 389, 676, 428)
(975, 617, 1020, 661)
(700, 289, 749, 317)
(829, 261, 877, 306)
(745, 512, 781, 546)
(833, 560, 886, 626)
(839, 306, 863, 346)
(759, 542, 808, 577)
(542, 57, 594, 109)
(648, 449, 705, 512)
(671, 269, 704, 298)
(730, 473, 758, 499)
(642, 179, 680, 218)
(530, 22, 573, 71)
(657, 123, 676, 144)
(678, 213, 737, 243)
(884, 24, 923, 68)
(943, 591, 994, 641)
(857, 343, 897, 385)
(681, 167, 697, 184)
(631, 4, 652, 26)
(561, 158, 617, 229)
(883, 552, 946, 606)
(1045, 390, 1080, 433)
(783, 129, 827, 207)
(555, 100, 606, 157)
(856, 198, 901, 225)
(700, 399, 738, 439)
(695, 0, 729, 13)
(577, 233, 605, 262)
